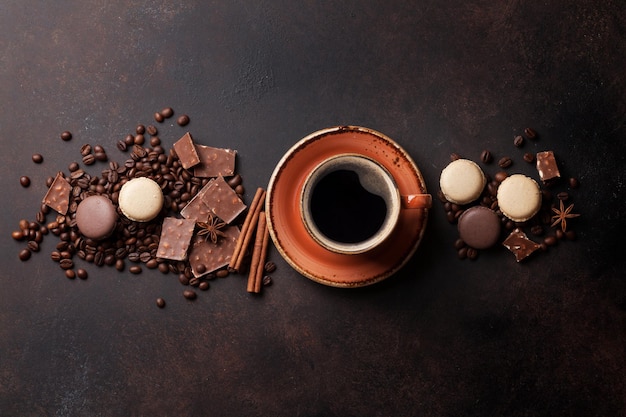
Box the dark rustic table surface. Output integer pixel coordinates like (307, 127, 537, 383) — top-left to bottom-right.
(1, 1, 625, 416)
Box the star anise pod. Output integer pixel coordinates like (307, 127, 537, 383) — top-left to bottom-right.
(551, 200, 580, 232)
(197, 214, 227, 243)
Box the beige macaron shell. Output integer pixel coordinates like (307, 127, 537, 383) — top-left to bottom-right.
(439, 159, 486, 204)
(497, 174, 542, 222)
(118, 177, 164, 222)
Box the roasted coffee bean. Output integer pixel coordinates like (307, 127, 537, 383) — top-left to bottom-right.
(556, 229, 565, 240)
(189, 277, 200, 287)
(457, 247, 468, 259)
(264, 261, 277, 273)
(146, 125, 158, 136)
(513, 135, 524, 147)
(498, 156, 513, 168)
(68, 162, 80, 172)
(146, 259, 158, 269)
(177, 114, 190, 126)
(449, 152, 461, 161)
(59, 259, 74, 270)
(154, 112, 164, 123)
(150, 136, 161, 147)
(94, 151, 108, 162)
(139, 252, 152, 263)
(32, 153, 44, 164)
(524, 127, 537, 139)
(227, 174, 242, 188)
(61, 131, 72, 141)
(523, 152, 535, 163)
(178, 274, 190, 286)
(195, 264, 207, 275)
(11, 230, 24, 241)
(135, 124, 145, 135)
(80, 144, 92, 156)
(262, 275, 273, 286)
(20, 176, 31, 187)
(530, 225, 544, 236)
(565, 230, 577, 241)
(158, 262, 169, 274)
(134, 134, 145, 146)
(234, 184, 244, 195)
(183, 289, 197, 300)
(557, 192, 569, 201)
(129, 265, 142, 274)
(114, 259, 125, 271)
(50, 251, 62, 262)
(543, 236, 558, 246)
(199, 281, 210, 291)
(27, 241, 40, 252)
(480, 150, 493, 164)
(156, 298, 166, 308)
(161, 107, 174, 118)
(117, 140, 127, 151)
(216, 269, 229, 278)
(128, 252, 140, 262)
(76, 268, 88, 279)
(569, 177, 579, 189)
(18, 248, 31, 261)
(82, 154, 95, 165)
(65, 269, 76, 279)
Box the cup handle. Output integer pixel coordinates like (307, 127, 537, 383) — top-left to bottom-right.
(401, 194, 432, 209)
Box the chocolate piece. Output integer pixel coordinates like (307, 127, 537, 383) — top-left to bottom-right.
(181, 176, 246, 224)
(457, 206, 501, 249)
(194, 145, 237, 178)
(172, 132, 200, 169)
(188, 225, 240, 277)
(536, 151, 560, 184)
(75, 195, 118, 240)
(502, 228, 541, 262)
(42, 173, 71, 214)
(156, 217, 196, 261)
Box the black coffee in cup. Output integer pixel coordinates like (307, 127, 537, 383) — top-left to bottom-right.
(309, 169, 387, 243)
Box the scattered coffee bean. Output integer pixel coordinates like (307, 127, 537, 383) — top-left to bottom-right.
(80, 144, 92, 156)
(59, 259, 74, 270)
(12, 230, 24, 241)
(216, 269, 229, 278)
(498, 156, 513, 168)
(457, 247, 468, 259)
(569, 177, 579, 189)
(154, 112, 164, 123)
(234, 184, 244, 195)
(117, 140, 127, 151)
(178, 274, 190, 286)
(557, 191, 569, 201)
(68, 162, 80, 172)
(156, 298, 166, 308)
(543, 236, 558, 246)
(199, 281, 210, 291)
(523, 152, 535, 163)
(161, 107, 174, 118)
(480, 150, 493, 164)
(524, 127, 538, 139)
(565, 230, 577, 241)
(264, 261, 277, 273)
(530, 225, 544, 236)
(20, 176, 31, 187)
(65, 269, 76, 279)
(18, 248, 31, 261)
(146, 125, 158, 136)
(183, 289, 197, 300)
(129, 265, 142, 274)
(135, 124, 146, 135)
(82, 154, 95, 165)
(115, 259, 125, 271)
(262, 275, 273, 286)
(32, 154, 44, 164)
(61, 131, 72, 141)
(467, 247, 479, 260)
(177, 114, 190, 126)
(513, 135, 524, 147)
(27, 241, 40, 252)
(494, 171, 508, 182)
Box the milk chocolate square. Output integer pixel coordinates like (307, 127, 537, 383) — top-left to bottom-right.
(502, 228, 541, 262)
(42, 172, 71, 215)
(156, 217, 196, 261)
(536, 151, 560, 184)
(173, 132, 200, 170)
(194, 145, 237, 178)
(188, 225, 240, 277)
(180, 176, 246, 224)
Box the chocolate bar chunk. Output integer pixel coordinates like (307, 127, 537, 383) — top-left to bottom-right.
(502, 228, 541, 262)
(42, 172, 71, 215)
(188, 225, 240, 277)
(194, 145, 237, 178)
(181, 176, 246, 224)
(173, 132, 200, 170)
(536, 151, 560, 184)
(156, 217, 197, 261)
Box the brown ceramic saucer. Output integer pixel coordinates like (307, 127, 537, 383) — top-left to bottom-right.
(266, 126, 430, 288)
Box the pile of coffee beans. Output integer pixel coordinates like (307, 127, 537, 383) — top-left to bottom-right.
(11, 108, 274, 306)
(439, 127, 581, 261)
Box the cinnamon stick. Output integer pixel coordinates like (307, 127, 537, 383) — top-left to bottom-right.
(247, 212, 267, 293)
(253, 217, 270, 293)
(229, 187, 265, 271)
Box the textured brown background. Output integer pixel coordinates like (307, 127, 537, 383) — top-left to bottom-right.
(1, 1, 625, 416)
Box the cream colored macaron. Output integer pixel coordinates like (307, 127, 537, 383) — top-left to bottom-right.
(497, 174, 541, 222)
(439, 159, 486, 205)
(118, 177, 164, 222)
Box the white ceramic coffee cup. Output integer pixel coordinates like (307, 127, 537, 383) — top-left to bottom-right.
(300, 153, 428, 254)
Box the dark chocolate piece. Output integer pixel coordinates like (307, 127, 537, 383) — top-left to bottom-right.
(188, 225, 240, 277)
(42, 173, 71, 215)
(156, 217, 197, 261)
(502, 228, 541, 262)
(181, 176, 246, 224)
(173, 132, 200, 170)
(536, 151, 560, 184)
(194, 145, 237, 178)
